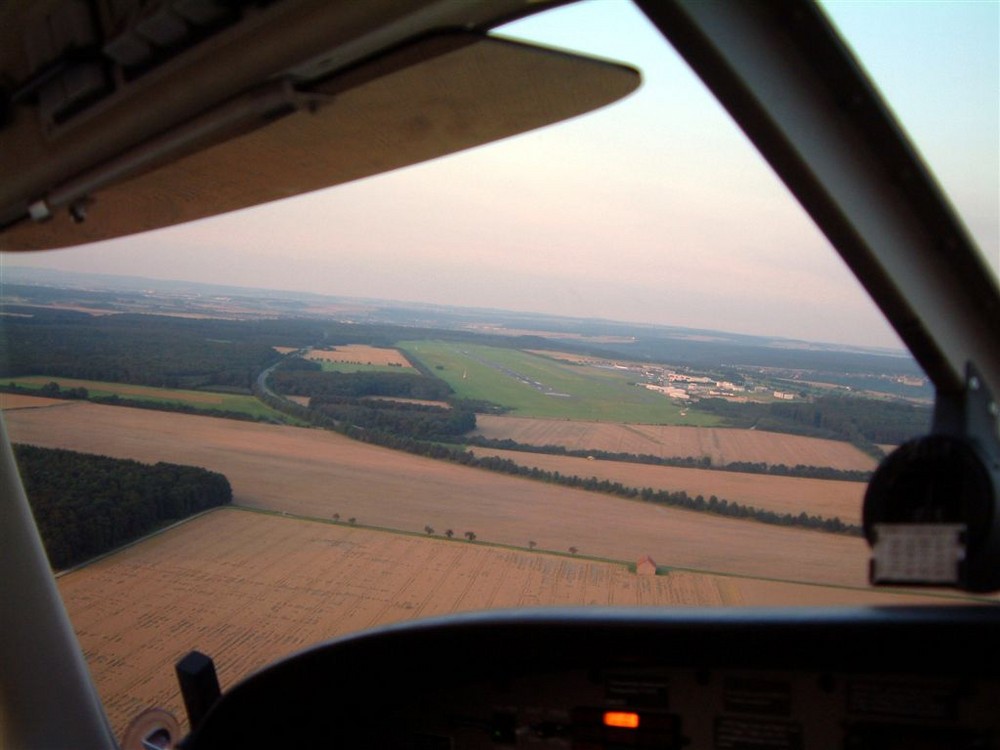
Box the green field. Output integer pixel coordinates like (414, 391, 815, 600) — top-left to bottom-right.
(5, 376, 288, 421)
(399, 341, 719, 424)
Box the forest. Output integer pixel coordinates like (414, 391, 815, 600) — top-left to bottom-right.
(0, 308, 555, 392)
(14, 445, 232, 569)
(312, 398, 475, 439)
(269, 367, 475, 439)
(0, 311, 286, 390)
(696, 395, 930, 452)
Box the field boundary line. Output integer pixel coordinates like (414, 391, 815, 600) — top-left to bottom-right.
(620, 423, 663, 445)
(648, 562, 993, 603)
(54, 506, 228, 578)
(232, 503, 631, 568)
(229, 504, 992, 604)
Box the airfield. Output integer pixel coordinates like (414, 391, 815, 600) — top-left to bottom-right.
(2, 395, 977, 737)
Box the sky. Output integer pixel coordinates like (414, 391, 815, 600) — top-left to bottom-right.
(4, 0, 997, 350)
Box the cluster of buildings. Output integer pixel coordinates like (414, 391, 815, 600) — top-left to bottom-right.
(586, 357, 800, 404)
(636, 366, 758, 402)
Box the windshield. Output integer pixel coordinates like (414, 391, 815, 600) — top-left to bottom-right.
(820, 0, 999, 282)
(1, 0, 996, 741)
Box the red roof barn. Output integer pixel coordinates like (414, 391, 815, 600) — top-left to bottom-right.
(636, 555, 657, 576)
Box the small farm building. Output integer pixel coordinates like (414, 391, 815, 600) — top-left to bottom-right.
(636, 555, 657, 576)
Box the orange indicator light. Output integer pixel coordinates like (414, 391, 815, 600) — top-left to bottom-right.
(603, 711, 640, 729)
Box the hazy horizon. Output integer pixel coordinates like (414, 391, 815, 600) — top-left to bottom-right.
(3, 262, 916, 355)
(2, 1, 996, 351)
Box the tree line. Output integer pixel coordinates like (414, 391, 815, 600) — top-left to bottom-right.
(338, 428, 861, 536)
(463, 436, 871, 482)
(14, 444, 232, 569)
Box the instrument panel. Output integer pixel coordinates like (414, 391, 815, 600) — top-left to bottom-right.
(181, 607, 999, 749)
(375, 667, 995, 749)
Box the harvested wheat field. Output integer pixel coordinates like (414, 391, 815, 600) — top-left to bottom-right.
(474, 415, 876, 471)
(56, 508, 959, 738)
(58, 509, 730, 735)
(469, 448, 866, 525)
(306, 344, 412, 367)
(5, 401, 871, 588)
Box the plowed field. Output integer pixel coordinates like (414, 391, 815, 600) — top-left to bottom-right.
(474, 415, 876, 471)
